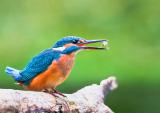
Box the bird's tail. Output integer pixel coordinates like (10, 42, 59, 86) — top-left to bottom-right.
(5, 66, 22, 81)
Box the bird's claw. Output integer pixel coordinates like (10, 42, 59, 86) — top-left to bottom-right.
(42, 88, 66, 97)
(52, 88, 66, 97)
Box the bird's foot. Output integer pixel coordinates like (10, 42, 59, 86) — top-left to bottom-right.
(51, 88, 66, 97)
(42, 88, 66, 97)
(42, 89, 58, 97)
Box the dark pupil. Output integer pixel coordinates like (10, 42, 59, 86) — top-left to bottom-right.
(73, 40, 78, 44)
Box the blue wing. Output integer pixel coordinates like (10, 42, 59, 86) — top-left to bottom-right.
(19, 48, 61, 83)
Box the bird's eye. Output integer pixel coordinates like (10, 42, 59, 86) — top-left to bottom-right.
(73, 40, 78, 44)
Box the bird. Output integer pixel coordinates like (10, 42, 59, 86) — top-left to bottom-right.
(5, 36, 108, 96)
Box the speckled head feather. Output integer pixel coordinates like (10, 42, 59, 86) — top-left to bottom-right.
(52, 36, 83, 48)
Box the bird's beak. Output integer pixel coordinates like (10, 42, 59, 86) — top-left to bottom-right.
(78, 39, 108, 50)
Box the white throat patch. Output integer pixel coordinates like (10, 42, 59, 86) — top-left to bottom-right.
(52, 47, 66, 51)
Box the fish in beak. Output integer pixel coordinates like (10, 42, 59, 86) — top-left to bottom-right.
(77, 39, 109, 50)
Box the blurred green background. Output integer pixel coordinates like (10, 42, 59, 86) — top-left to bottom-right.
(0, 0, 159, 113)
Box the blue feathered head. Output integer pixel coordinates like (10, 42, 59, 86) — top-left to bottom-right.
(52, 36, 107, 54)
(52, 36, 83, 48)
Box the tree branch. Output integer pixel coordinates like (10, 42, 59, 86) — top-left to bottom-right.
(0, 76, 117, 113)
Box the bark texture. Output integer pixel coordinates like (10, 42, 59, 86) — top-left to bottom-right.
(0, 76, 117, 113)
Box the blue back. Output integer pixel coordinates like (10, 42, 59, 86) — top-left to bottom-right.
(19, 48, 61, 84)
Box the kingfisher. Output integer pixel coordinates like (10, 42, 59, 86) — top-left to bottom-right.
(5, 36, 108, 96)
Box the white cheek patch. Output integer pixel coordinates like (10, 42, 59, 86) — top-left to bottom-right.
(52, 47, 66, 51)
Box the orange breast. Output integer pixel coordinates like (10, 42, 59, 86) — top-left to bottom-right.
(27, 53, 75, 91)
